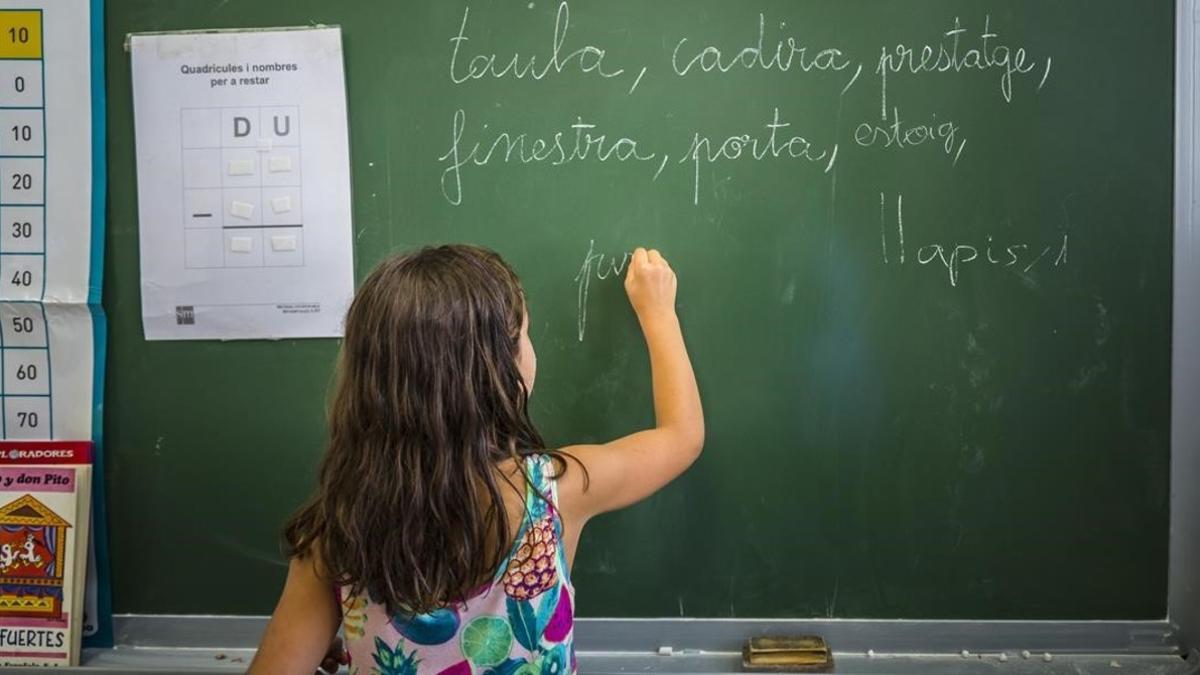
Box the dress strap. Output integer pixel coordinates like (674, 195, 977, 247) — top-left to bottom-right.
(523, 454, 558, 513)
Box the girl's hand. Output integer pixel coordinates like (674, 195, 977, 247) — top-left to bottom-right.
(624, 247, 677, 322)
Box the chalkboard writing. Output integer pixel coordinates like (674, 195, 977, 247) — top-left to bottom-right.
(104, 0, 1173, 620)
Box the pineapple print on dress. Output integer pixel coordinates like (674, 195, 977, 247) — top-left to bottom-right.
(503, 511, 559, 600)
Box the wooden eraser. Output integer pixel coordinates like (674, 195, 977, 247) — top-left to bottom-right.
(743, 636, 833, 672)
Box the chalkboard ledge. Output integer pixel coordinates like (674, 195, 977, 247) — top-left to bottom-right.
(4, 646, 1195, 675)
(3, 615, 1191, 674)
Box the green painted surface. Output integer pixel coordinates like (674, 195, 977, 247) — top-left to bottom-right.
(104, 0, 1173, 617)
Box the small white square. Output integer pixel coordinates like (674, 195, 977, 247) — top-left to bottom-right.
(229, 236, 254, 253)
(230, 200, 255, 219)
(271, 196, 292, 214)
(228, 159, 255, 176)
(271, 235, 298, 252)
(223, 229, 264, 267)
(268, 155, 293, 173)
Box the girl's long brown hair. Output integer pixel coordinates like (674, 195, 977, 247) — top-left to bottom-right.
(284, 244, 561, 616)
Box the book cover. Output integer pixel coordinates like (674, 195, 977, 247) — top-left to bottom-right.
(0, 442, 93, 667)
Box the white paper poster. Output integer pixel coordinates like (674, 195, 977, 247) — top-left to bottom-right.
(131, 27, 355, 340)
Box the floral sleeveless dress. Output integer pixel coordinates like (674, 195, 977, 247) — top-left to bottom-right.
(339, 455, 576, 675)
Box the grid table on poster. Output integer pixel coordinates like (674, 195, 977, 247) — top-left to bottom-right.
(180, 105, 304, 271)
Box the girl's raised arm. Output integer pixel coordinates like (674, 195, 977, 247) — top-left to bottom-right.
(558, 247, 705, 525)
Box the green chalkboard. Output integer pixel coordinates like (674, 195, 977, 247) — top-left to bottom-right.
(104, 0, 1174, 618)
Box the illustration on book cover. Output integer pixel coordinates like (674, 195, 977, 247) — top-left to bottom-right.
(0, 493, 69, 619)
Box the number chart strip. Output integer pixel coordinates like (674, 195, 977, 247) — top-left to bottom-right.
(0, 8, 46, 306)
(0, 9, 48, 441)
(0, 1, 101, 444)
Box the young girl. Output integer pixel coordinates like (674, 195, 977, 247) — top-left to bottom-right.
(249, 244, 703, 675)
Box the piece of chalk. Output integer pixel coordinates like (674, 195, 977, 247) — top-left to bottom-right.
(270, 235, 297, 252)
(998, 653, 1008, 662)
(228, 159, 254, 176)
(960, 650, 971, 658)
(1043, 653, 1053, 662)
(230, 200, 255, 219)
(1110, 661, 1122, 668)
(657, 647, 672, 656)
(1021, 650, 1032, 659)
(271, 195, 292, 214)
(866, 650, 875, 658)
(268, 155, 293, 173)
(229, 236, 253, 253)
